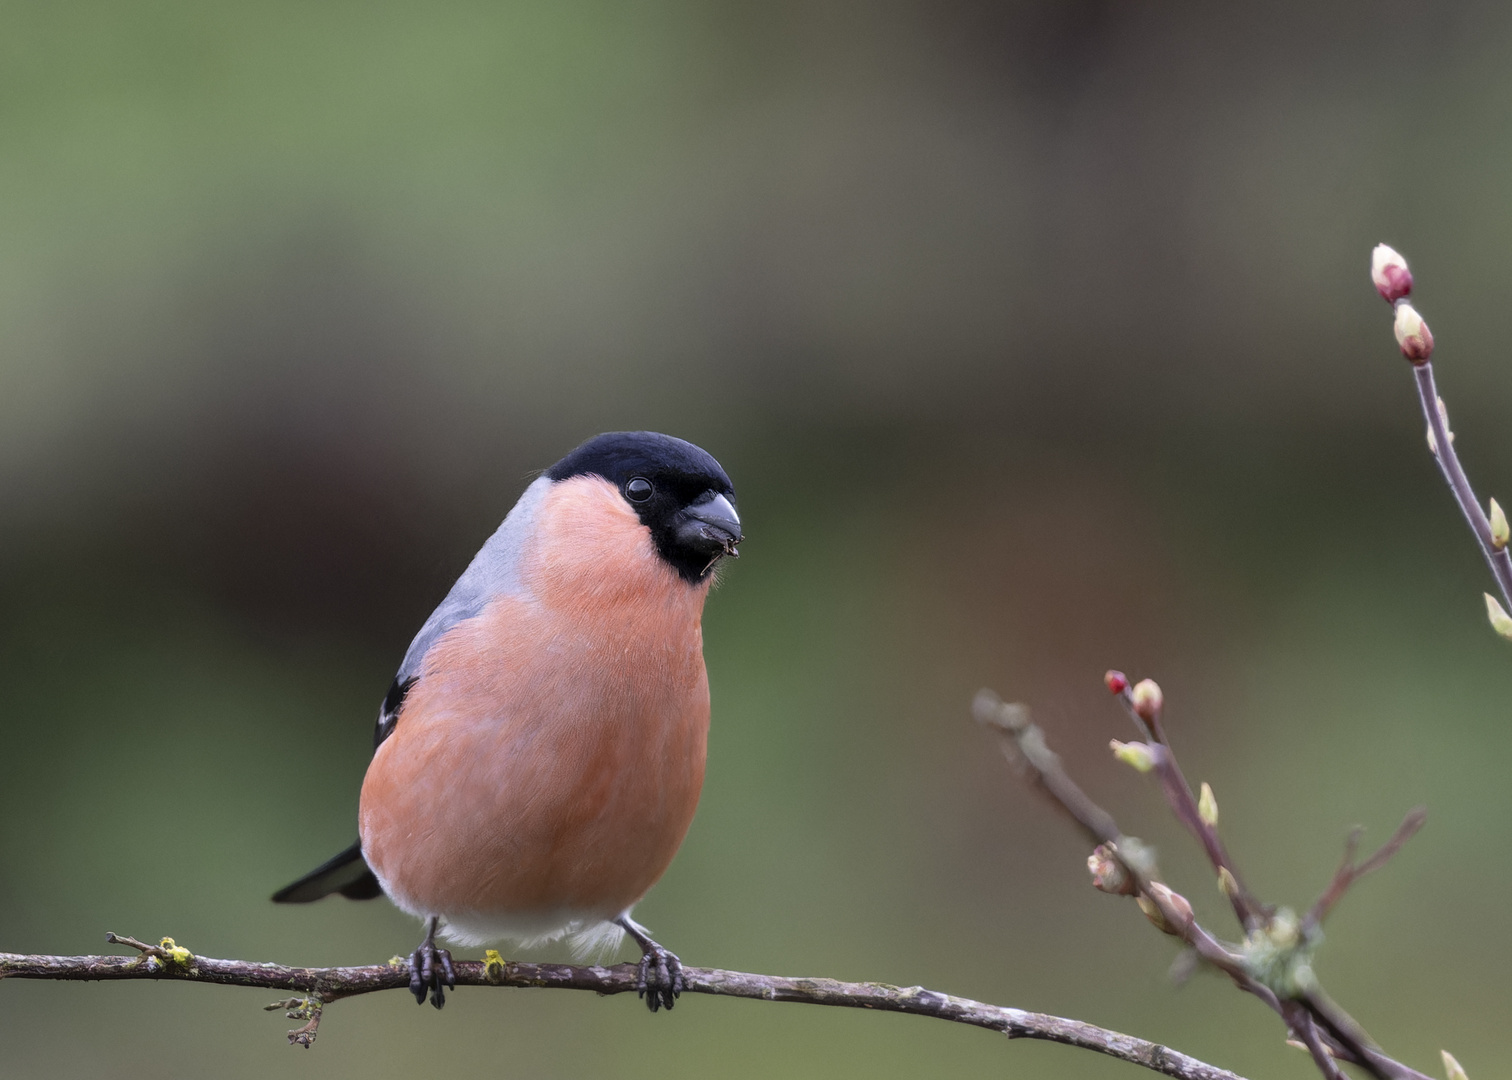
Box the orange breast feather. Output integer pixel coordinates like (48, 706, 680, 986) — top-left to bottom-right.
(359, 476, 711, 925)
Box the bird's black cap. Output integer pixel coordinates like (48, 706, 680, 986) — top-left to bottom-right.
(546, 431, 741, 583)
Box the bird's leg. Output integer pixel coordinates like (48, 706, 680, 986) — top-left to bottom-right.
(615, 915, 683, 1013)
(408, 916, 456, 1009)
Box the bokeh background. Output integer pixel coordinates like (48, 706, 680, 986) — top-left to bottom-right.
(2, 2, 1510, 1077)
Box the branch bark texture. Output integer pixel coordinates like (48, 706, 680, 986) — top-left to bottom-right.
(0, 938, 1244, 1080)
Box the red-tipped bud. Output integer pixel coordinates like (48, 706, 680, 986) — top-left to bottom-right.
(1394, 302, 1434, 364)
(1130, 678, 1163, 724)
(1087, 843, 1137, 895)
(1104, 670, 1128, 695)
(1371, 244, 1413, 303)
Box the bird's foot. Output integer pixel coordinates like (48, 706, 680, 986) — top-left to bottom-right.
(636, 943, 684, 1012)
(615, 915, 683, 1013)
(408, 917, 455, 1009)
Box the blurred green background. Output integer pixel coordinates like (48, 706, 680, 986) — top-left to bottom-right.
(2, 2, 1510, 1077)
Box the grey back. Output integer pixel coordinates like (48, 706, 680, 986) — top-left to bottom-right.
(395, 475, 552, 682)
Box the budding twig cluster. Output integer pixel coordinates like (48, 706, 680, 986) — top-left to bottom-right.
(1374, 245, 1512, 648)
(961, 245, 1507, 1080)
(978, 673, 1447, 1080)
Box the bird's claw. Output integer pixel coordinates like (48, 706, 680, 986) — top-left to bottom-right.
(635, 944, 683, 1013)
(409, 933, 455, 1009)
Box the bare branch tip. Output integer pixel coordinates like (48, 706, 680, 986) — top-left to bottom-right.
(972, 688, 1030, 734)
(105, 933, 156, 955)
(1342, 826, 1364, 857)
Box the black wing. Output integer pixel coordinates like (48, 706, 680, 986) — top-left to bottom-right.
(374, 675, 417, 749)
(270, 839, 382, 902)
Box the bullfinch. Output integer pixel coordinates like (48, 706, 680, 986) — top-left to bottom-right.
(273, 431, 743, 1012)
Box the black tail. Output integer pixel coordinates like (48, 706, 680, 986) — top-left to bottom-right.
(272, 840, 383, 903)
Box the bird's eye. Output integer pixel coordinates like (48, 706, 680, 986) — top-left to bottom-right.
(625, 477, 654, 503)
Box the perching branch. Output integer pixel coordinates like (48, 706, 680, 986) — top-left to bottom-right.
(0, 934, 1246, 1080)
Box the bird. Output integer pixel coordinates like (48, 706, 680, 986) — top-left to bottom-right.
(272, 431, 743, 1012)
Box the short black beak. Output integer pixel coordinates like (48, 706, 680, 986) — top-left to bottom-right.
(674, 492, 743, 564)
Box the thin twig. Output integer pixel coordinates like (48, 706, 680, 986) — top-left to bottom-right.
(1288, 1006, 1348, 1080)
(1109, 687, 1263, 931)
(1301, 987, 1435, 1080)
(1414, 362, 1512, 609)
(971, 690, 1120, 845)
(0, 940, 1246, 1080)
(972, 692, 1272, 999)
(1304, 809, 1427, 932)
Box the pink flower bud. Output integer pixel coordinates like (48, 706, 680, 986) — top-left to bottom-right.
(1136, 882, 1193, 936)
(1130, 678, 1163, 724)
(1104, 670, 1128, 695)
(1087, 843, 1137, 895)
(1394, 302, 1434, 364)
(1371, 244, 1413, 304)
